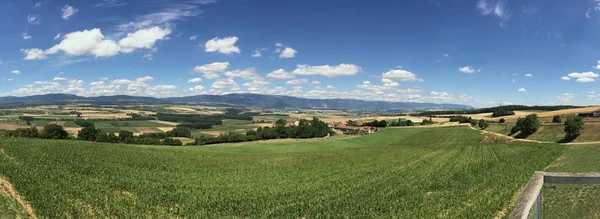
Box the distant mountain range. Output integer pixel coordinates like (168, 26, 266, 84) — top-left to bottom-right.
(0, 93, 471, 111)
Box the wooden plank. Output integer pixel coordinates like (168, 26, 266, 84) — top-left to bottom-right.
(509, 172, 544, 219)
(541, 172, 600, 184)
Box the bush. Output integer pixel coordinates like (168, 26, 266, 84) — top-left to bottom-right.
(163, 137, 183, 146)
(78, 126, 101, 141)
(470, 119, 478, 127)
(552, 116, 562, 123)
(421, 119, 434, 125)
(166, 127, 192, 138)
(499, 118, 505, 123)
(564, 117, 584, 139)
(478, 119, 489, 129)
(41, 124, 69, 139)
(119, 130, 134, 142)
(449, 116, 472, 123)
(4, 127, 39, 138)
(74, 120, 95, 127)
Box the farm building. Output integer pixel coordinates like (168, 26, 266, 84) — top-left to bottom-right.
(361, 126, 377, 134)
(285, 119, 300, 127)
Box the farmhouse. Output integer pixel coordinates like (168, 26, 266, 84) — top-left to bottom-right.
(285, 119, 300, 127)
(361, 126, 377, 134)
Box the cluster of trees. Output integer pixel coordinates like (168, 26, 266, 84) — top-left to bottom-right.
(4, 124, 69, 139)
(364, 120, 388, 127)
(157, 113, 222, 130)
(192, 117, 334, 145)
(491, 109, 515, 117)
(478, 119, 489, 129)
(421, 118, 434, 125)
(389, 119, 414, 127)
(77, 126, 189, 146)
(74, 120, 94, 127)
(418, 105, 581, 116)
(449, 116, 473, 123)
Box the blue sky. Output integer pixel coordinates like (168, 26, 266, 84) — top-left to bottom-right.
(2, 0, 600, 107)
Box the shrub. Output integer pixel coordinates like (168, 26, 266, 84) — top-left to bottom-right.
(552, 116, 562, 123)
(478, 119, 489, 129)
(163, 137, 183, 146)
(513, 114, 540, 136)
(499, 118, 505, 123)
(41, 124, 69, 139)
(78, 126, 101, 141)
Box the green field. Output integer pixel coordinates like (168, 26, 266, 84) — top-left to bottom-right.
(0, 127, 568, 218)
(487, 123, 600, 143)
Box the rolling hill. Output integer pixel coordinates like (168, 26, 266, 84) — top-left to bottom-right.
(0, 93, 470, 110)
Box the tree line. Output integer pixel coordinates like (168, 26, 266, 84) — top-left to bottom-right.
(417, 105, 581, 116)
(191, 117, 334, 145)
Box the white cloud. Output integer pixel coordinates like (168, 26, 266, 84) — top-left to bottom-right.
(557, 93, 575, 104)
(477, 0, 511, 22)
(30, 27, 170, 59)
(27, 15, 41, 25)
(525, 73, 532, 77)
(224, 68, 261, 80)
(443, 54, 450, 57)
(189, 85, 205, 92)
(381, 78, 400, 87)
(118, 26, 172, 53)
(286, 78, 308, 85)
(292, 63, 361, 77)
(243, 79, 271, 92)
(155, 85, 177, 90)
(211, 78, 240, 90)
(566, 72, 599, 83)
(53, 77, 68, 81)
(115, 1, 215, 33)
(11, 70, 21, 75)
(189, 34, 198, 40)
(188, 77, 202, 83)
(61, 5, 79, 20)
(326, 85, 334, 89)
(311, 80, 321, 85)
(204, 36, 240, 54)
(193, 62, 229, 79)
(54, 33, 61, 40)
(561, 76, 570, 81)
(21, 48, 47, 60)
(518, 88, 526, 92)
(382, 68, 424, 82)
(22, 32, 32, 40)
(266, 69, 295, 80)
(94, 0, 128, 7)
(279, 47, 297, 59)
(458, 66, 475, 73)
(252, 48, 266, 57)
(594, 60, 600, 70)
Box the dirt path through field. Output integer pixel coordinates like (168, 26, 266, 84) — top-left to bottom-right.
(465, 125, 600, 146)
(0, 173, 37, 219)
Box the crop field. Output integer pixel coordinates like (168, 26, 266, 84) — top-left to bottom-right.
(0, 126, 567, 218)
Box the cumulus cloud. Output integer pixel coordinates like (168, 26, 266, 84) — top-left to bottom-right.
(286, 78, 308, 85)
(11, 70, 21, 75)
(188, 77, 202, 83)
(118, 26, 172, 53)
(293, 63, 361, 77)
(266, 69, 295, 80)
(23, 27, 171, 60)
(279, 47, 297, 59)
(311, 80, 321, 85)
(193, 62, 229, 79)
(565, 72, 599, 83)
(224, 68, 261, 80)
(21, 48, 47, 60)
(61, 5, 78, 20)
(189, 85, 205, 92)
(54, 33, 61, 40)
(525, 73, 532, 77)
(252, 48, 268, 58)
(594, 60, 600, 70)
(211, 78, 240, 90)
(518, 88, 526, 92)
(561, 76, 570, 81)
(204, 36, 240, 54)
(557, 93, 575, 104)
(382, 68, 424, 82)
(458, 66, 476, 73)
(189, 34, 198, 40)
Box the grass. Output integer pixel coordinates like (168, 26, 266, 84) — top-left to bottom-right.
(0, 126, 567, 218)
(539, 144, 600, 218)
(486, 123, 600, 143)
(205, 119, 256, 133)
